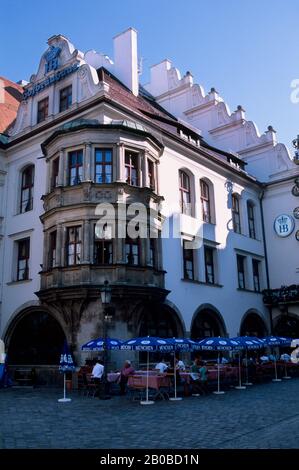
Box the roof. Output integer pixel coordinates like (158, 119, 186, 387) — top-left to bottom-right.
(0, 76, 23, 133)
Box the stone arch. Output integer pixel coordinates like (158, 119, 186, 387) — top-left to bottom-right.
(240, 309, 268, 337)
(190, 304, 227, 340)
(273, 313, 299, 338)
(134, 300, 184, 339)
(4, 305, 67, 365)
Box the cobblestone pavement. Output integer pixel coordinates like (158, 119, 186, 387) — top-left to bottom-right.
(1, 379, 299, 449)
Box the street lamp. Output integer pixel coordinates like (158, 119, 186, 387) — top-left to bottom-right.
(100, 280, 112, 399)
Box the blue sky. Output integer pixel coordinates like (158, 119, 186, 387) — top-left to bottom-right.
(1, 0, 298, 151)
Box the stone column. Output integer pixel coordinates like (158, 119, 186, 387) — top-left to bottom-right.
(61, 225, 67, 267)
(43, 231, 49, 271)
(142, 151, 148, 188)
(84, 142, 92, 181)
(82, 220, 91, 263)
(56, 223, 63, 267)
(116, 143, 125, 182)
(57, 148, 65, 187)
(138, 152, 142, 187)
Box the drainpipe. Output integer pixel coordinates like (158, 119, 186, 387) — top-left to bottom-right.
(259, 188, 273, 333)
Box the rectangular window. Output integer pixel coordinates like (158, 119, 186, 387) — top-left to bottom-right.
(125, 237, 140, 266)
(66, 226, 81, 266)
(149, 238, 155, 267)
(20, 165, 34, 213)
(232, 195, 241, 234)
(17, 238, 30, 281)
(49, 231, 57, 268)
(248, 203, 256, 239)
(204, 246, 215, 284)
(183, 241, 194, 280)
(147, 159, 155, 190)
(125, 151, 139, 186)
(94, 226, 113, 265)
(51, 157, 59, 190)
(37, 97, 49, 123)
(200, 180, 211, 223)
(252, 259, 260, 292)
(237, 254, 246, 289)
(68, 150, 83, 186)
(59, 85, 72, 112)
(95, 149, 112, 184)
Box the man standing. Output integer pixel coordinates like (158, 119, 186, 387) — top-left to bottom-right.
(91, 358, 104, 396)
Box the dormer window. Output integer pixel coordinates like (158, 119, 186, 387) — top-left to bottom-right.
(59, 85, 72, 112)
(37, 97, 49, 123)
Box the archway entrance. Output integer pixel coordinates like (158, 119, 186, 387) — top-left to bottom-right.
(7, 311, 65, 365)
(274, 315, 299, 338)
(138, 302, 183, 363)
(240, 312, 267, 338)
(191, 308, 226, 340)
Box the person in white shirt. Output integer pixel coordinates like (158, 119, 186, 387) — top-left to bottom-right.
(155, 359, 168, 373)
(176, 359, 186, 371)
(91, 359, 104, 379)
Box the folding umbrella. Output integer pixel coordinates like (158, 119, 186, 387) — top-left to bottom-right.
(197, 337, 242, 394)
(121, 336, 174, 405)
(231, 336, 264, 388)
(261, 336, 292, 382)
(58, 340, 76, 403)
(168, 338, 199, 402)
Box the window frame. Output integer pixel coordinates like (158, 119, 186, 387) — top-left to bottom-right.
(68, 149, 83, 186)
(37, 97, 49, 123)
(49, 230, 57, 269)
(59, 85, 72, 112)
(232, 194, 241, 234)
(183, 241, 194, 280)
(200, 179, 211, 223)
(204, 246, 215, 284)
(179, 170, 191, 215)
(51, 157, 59, 191)
(125, 150, 139, 186)
(147, 159, 155, 191)
(95, 148, 113, 184)
(252, 259, 261, 292)
(16, 237, 30, 281)
(125, 236, 140, 266)
(20, 165, 34, 214)
(66, 226, 82, 266)
(237, 254, 246, 289)
(247, 201, 256, 239)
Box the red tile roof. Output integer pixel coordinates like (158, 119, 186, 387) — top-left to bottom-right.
(0, 76, 23, 133)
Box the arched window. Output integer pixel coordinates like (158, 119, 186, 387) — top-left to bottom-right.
(232, 194, 241, 233)
(200, 179, 211, 223)
(247, 201, 256, 239)
(20, 165, 34, 213)
(179, 170, 191, 215)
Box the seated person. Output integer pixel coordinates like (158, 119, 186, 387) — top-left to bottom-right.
(176, 359, 186, 371)
(190, 358, 201, 395)
(198, 360, 209, 395)
(119, 360, 135, 395)
(155, 358, 168, 374)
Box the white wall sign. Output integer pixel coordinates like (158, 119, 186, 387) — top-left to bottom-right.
(274, 214, 295, 237)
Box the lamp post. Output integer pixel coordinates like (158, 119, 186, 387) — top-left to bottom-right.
(100, 280, 112, 399)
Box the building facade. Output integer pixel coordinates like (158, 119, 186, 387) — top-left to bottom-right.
(0, 29, 297, 375)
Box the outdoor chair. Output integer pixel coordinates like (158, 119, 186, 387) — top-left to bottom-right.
(127, 376, 146, 401)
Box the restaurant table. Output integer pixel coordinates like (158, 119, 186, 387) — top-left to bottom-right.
(127, 374, 171, 400)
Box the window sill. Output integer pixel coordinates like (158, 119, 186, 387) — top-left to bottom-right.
(181, 278, 223, 288)
(7, 279, 32, 286)
(237, 288, 262, 294)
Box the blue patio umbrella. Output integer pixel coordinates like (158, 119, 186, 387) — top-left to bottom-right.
(58, 340, 76, 403)
(231, 336, 264, 388)
(81, 337, 123, 351)
(261, 336, 292, 382)
(121, 336, 174, 405)
(197, 337, 243, 394)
